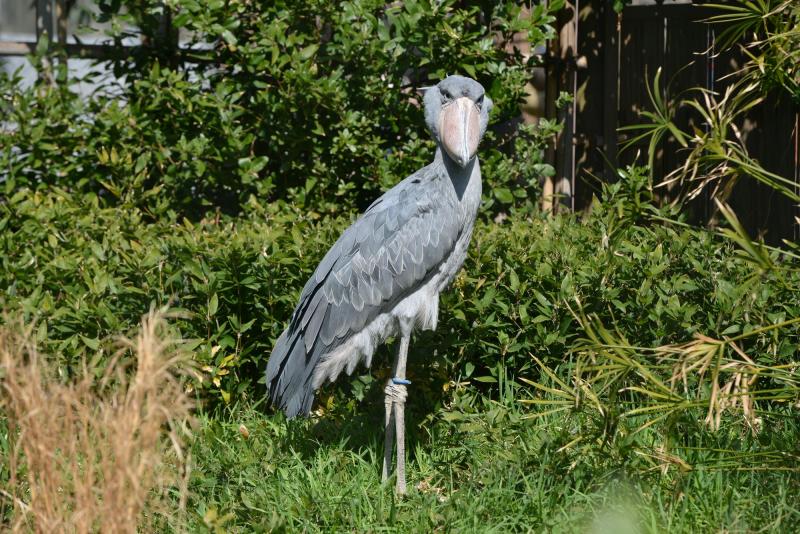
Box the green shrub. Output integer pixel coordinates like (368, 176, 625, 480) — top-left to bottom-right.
(432, 166, 797, 378)
(1, 0, 562, 218)
(435, 166, 800, 475)
(0, 0, 566, 405)
(3, 165, 798, 420)
(1, 189, 339, 402)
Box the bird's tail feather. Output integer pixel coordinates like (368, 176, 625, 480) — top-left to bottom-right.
(265, 328, 318, 418)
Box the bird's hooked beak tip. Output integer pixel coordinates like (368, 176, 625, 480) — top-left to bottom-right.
(452, 154, 471, 168)
(439, 97, 481, 168)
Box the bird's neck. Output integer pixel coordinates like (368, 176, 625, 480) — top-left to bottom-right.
(434, 147, 480, 201)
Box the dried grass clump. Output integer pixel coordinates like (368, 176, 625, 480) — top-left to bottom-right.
(0, 312, 194, 533)
(524, 301, 800, 440)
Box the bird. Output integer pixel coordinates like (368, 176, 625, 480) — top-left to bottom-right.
(265, 75, 492, 494)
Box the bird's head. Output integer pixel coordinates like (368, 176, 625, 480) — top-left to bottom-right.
(424, 75, 492, 168)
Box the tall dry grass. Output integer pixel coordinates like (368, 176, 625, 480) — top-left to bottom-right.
(0, 312, 194, 533)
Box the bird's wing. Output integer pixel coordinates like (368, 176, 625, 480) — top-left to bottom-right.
(266, 166, 464, 417)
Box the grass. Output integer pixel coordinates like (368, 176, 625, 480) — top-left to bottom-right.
(169, 386, 800, 533)
(3, 322, 797, 532)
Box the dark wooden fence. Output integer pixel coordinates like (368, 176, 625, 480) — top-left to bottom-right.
(552, 0, 799, 245)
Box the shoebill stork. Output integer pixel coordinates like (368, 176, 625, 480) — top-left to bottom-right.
(265, 75, 491, 494)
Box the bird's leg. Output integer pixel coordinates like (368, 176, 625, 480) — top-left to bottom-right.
(382, 331, 410, 493)
(393, 331, 410, 495)
(382, 337, 402, 483)
(381, 385, 395, 482)
(394, 387, 407, 495)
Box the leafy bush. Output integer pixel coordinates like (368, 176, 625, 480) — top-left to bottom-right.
(0, 189, 342, 402)
(433, 165, 798, 375)
(0, 0, 569, 405)
(449, 168, 800, 478)
(1, 0, 562, 218)
(3, 164, 798, 424)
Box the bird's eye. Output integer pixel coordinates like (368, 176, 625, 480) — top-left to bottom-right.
(476, 95, 484, 109)
(441, 91, 452, 103)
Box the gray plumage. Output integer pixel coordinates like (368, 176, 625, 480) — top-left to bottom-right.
(266, 75, 492, 419)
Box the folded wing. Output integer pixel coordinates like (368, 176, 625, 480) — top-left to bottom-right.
(265, 167, 462, 417)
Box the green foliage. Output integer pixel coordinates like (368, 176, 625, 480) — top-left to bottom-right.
(619, 68, 688, 186)
(425, 165, 798, 478)
(4, 163, 799, 427)
(0, 0, 565, 405)
(0, 0, 560, 219)
(0, 189, 348, 402)
(432, 164, 798, 388)
(2, 132, 798, 532)
(480, 119, 561, 214)
(707, 0, 800, 101)
(623, 73, 799, 208)
(613, 1, 631, 14)
(621, 2, 800, 209)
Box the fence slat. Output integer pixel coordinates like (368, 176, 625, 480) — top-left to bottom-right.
(56, 0, 68, 44)
(36, 0, 54, 42)
(602, 3, 619, 181)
